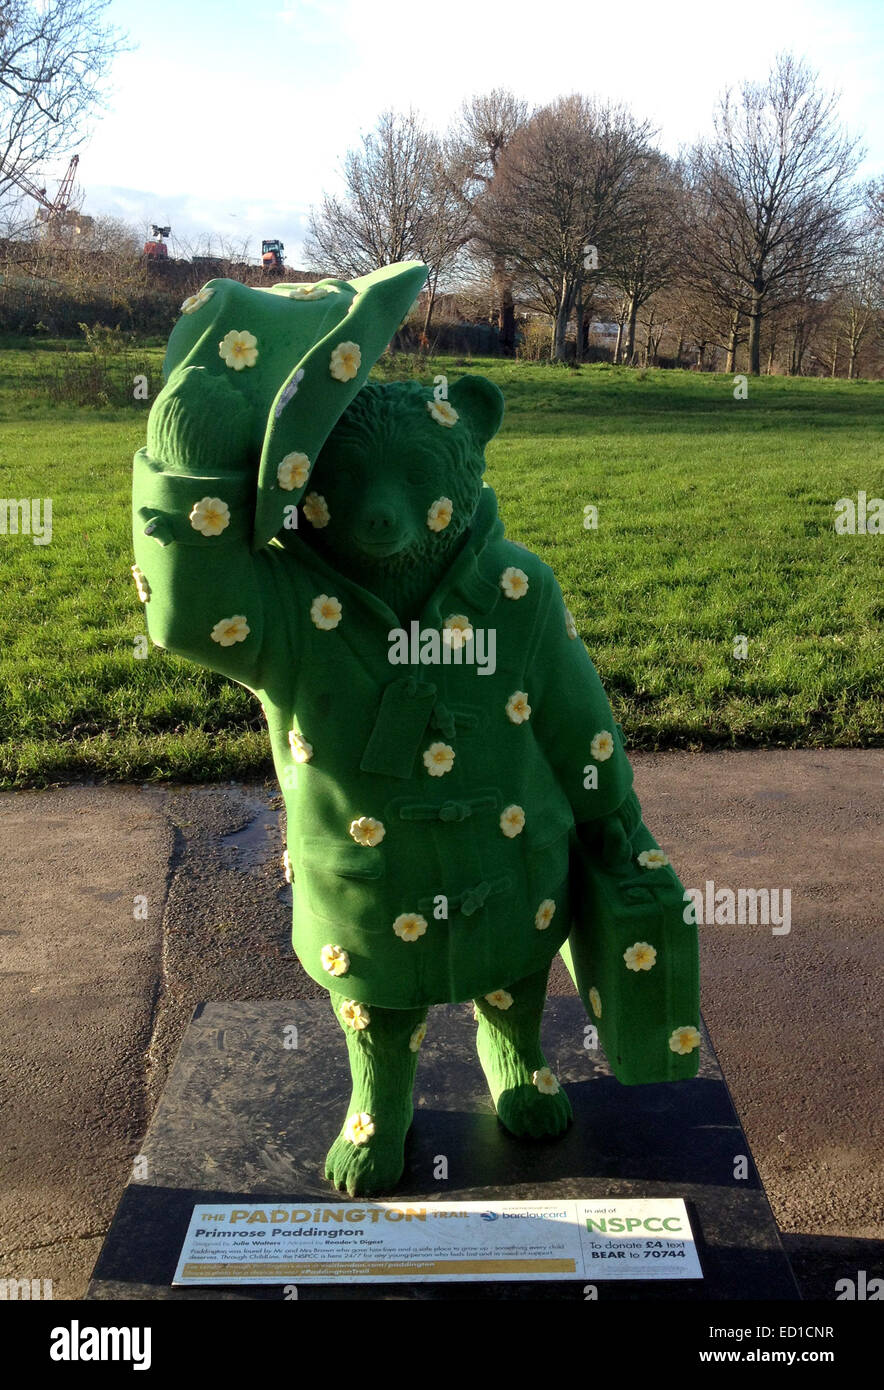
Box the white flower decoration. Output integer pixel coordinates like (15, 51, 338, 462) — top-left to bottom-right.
(427, 399, 459, 427)
(343, 1111, 375, 1144)
(180, 287, 214, 314)
(589, 987, 602, 1018)
(423, 742, 455, 777)
(302, 492, 330, 528)
(427, 497, 453, 532)
(282, 850, 292, 884)
(329, 341, 361, 381)
(506, 691, 531, 724)
(624, 941, 657, 971)
(288, 284, 333, 299)
(349, 816, 385, 847)
(535, 898, 556, 931)
(484, 989, 513, 1011)
(442, 614, 473, 648)
(590, 730, 615, 762)
(288, 730, 313, 763)
(210, 614, 250, 647)
(393, 912, 428, 943)
(669, 1025, 701, 1056)
(340, 999, 370, 1030)
(310, 594, 342, 630)
(219, 329, 258, 370)
(320, 944, 349, 977)
(638, 849, 669, 870)
(189, 496, 230, 537)
(565, 607, 578, 639)
(277, 452, 310, 491)
(532, 1067, 560, 1095)
(274, 368, 305, 418)
(499, 804, 525, 838)
(500, 566, 529, 599)
(131, 565, 150, 603)
(409, 1022, 427, 1052)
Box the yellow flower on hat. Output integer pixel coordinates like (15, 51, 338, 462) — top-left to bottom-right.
(535, 898, 556, 931)
(669, 1025, 701, 1055)
(288, 283, 333, 299)
(277, 453, 310, 491)
(500, 566, 529, 599)
(624, 941, 657, 971)
(180, 287, 214, 314)
(484, 989, 514, 1010)
(210, 614, 250, 647)
(638, 849, 669, 870)
(343, 1112, 375, 1144)
(393, 912, 428, 942)
(302, 492, 330, 528)
(282, 850, 292, 884)
(189, 496, 230, 537)
(442, 614, 473, 648)
(427, 497, 453, 532)
(340, 999, 370, 1030)
(532, 1067, 560, 1095)
(409, 1022, 427, 1052)
(590, 730, 615, 761)
(288, 730, 313, 763)
(310, 594, 342, 630)
(219, 329, 258, 370)
(131, 565, 150, 603)
(565, 607, 578, 639)
(349, 816, 385, 847)
(329, 341, 361, 381)
(423, 742, 455, 776)
(427, 399, 459, 427)
(500, 804, 525, 838)
(506, 691, 531, 724)
(320, 944, 350, 977)
(589, 987, 602, 1018)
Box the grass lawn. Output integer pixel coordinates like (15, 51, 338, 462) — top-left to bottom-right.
(0, 343, 881, 786)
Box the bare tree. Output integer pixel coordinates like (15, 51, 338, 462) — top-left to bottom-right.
(692, 52, 863, 374)
(0, 0, 125, 200)
(605, 152, 684, 363)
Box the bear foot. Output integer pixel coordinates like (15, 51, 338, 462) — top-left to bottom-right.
(324, 1109, 412, 1197)
(495, 1080, 573, 1139)
(476, 1017, 572, 1139)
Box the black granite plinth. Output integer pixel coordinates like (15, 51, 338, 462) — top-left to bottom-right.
(87, 999, 799, 1300)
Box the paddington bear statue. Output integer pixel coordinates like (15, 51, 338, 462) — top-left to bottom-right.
(132, 261, 700, 1197)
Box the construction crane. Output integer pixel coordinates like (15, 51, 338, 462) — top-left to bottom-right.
(144, 224, 171, 261)
(7, 154, 86, 237)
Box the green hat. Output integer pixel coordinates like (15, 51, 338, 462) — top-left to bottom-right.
(163, 260, 428, 550)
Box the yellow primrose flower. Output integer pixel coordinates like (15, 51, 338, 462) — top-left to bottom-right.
(500, 566, 529, 600)
(393, 912, 428, 943)
(282, 850, 292, 884)
(442, 614, 473, 648)
(638, 848, 669, 870)
(288, 730, 313, 763)
(409, 1022, 427, 1052)
(180, 287, 214, 314)
(535, 898, 556, 931)
(210, 614, 250, 647)
(320, 944, 350, 977)
(310, 594, 342, 630)
(427, 497, 453, 532)
(343, 1111, 375, 1145)
(590, 730, 615, 762)
(532, 1067, 560, 1095)
(288, 283, 332, 299)
(423, 741, 455, 776)
(349, 816, 385, 847)
(189, 496, 230, 537)
(506, 691, 531, 724)
(624, 941, 657, 971)
(589, 987, 602, 1018)
(669, 1025, 701, 1055)
(484, 989, 514, 1011)
(565, 607, 578, 639)
(277, 453, 310, 491)
(219, 329, 258, 370)
(131, 565, 150, 603)
(340, 999, 370, 1030)
(427, 399, 459, 427)
(500, 804, 525, 838)
(302, 492, 330, 528)
(329, 340, 361, 381)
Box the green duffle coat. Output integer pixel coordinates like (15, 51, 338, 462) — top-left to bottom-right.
(132, 460, 635, 1010)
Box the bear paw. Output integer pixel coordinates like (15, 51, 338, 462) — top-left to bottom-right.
(324, 1117, 410, 1197)
(495, 1081, 573, 1140)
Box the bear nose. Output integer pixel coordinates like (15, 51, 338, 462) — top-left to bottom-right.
(366, 508, 395, 534)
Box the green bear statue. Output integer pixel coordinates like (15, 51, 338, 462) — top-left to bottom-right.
(132, 261, 700, 1197)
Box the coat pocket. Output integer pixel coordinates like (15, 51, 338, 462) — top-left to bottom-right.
(296, 836, 387, 929)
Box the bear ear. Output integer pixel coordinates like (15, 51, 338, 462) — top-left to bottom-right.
(447, 375, 505, 448)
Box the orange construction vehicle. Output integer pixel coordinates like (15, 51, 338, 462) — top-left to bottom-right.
(262, 238, 284, 271)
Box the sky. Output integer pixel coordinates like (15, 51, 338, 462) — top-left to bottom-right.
(29, 0, 884, 265)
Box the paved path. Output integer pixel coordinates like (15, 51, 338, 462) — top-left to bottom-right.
(0, 750, 881, 1298)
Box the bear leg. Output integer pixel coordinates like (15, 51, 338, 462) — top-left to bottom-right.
(474, 964, 573, 1139)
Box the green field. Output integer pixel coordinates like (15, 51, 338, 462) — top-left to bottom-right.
(0, 340, 881, 787)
